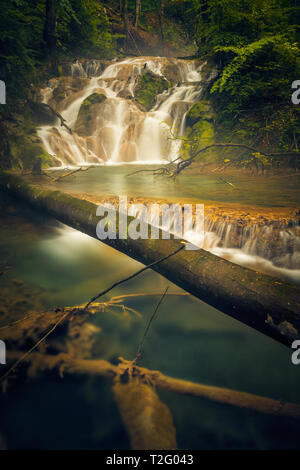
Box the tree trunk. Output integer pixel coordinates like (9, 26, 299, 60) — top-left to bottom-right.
(1, 172, 300, 348)
(135, 0, 141, 28)
(121, 0, 130, 51)
(158, 0, 165, 55)
(43, 0, 57, 73)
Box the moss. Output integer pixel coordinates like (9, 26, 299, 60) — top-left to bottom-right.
(9, 130, 58, 171)
(135, 72, 170, 111)
(183, 117, 216, 163)
(186, 100, 214, 127)
(75, 92, 106, 136)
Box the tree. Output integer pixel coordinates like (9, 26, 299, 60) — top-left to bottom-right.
(43, 0, 57, 53)
(121, 0, 130, 50)
(158, 0, 165, 55)
(135, 0, 141, 27)
(43, 0, 57, 72)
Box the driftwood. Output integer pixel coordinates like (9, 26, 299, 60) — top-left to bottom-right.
(6, 351, 300, 421)
(29, 100, 72, 134)
(42, 103, 73, 134)
(127, 143, 300, 177)
(0, 171, 300, 347)
(51, 166, 95, 183)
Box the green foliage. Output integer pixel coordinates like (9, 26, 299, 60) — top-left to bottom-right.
(135, 72, 170, 110)
(176, 0, 300, 165)
(59, 0, 118, 58)
(186, 100, 214, 126)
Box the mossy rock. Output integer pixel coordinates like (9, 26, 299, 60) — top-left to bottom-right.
(75, 92, 106, 136)
(10, 133, 59, 171)
(183, 119, 216, 163)
(135, 72, 170, 111)
(186, 100, 215, 127)
(29, 101, 57, 126)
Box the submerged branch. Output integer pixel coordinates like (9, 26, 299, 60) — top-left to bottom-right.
(51, 166, 95, 183)
(0, 246, 185, 383)
(6, 351, 300, 421)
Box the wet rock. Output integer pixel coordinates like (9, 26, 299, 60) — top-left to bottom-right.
(75, 92, 107, 136)
(135, 72, 170, 111)
(117, 89, 133, 100)
(186, 99, 215, 127)
(118, 142, 137, 162)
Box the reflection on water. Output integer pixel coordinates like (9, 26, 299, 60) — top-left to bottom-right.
(0, 197, 300, 450)
(38, 165, 300, 207)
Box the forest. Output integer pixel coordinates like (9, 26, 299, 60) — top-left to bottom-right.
(0, 0, 300, 171)
(0, 0, 300, 453)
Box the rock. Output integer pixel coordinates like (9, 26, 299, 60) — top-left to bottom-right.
(185, 99, 215, 127)
(117, 65, 134, 80)
(134, 72, 170, 111)
(29, 101, 57, 126)
(118, 142, 137, 162)
(98, 126, 116, 157)
(117, 89, 133, 100)
(75, 92, 107, 136)
(162, 63, 181, 84)
(168, 100, 191, 122)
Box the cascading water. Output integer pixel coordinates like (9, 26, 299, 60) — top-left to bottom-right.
(37, 57, 205, 166)
(36, 56, 300, 284)
(127, 204, 300, 284)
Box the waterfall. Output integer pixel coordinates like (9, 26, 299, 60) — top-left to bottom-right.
(199, 217, 300, 284)
(37, 57, 204, 166)
(117, 201, 300, 283)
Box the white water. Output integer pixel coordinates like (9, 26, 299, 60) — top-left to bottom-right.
(36, 56, 300, 283)
(131, 206, 300, 284)
(37, 57, 204, 166)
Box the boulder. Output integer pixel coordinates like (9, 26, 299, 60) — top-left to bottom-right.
(75, 92, 107, 136)
(134, 72, 170, 111)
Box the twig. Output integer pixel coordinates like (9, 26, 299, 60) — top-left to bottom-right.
(83, 244, 185, 312)
(51, 166, 94, 183)
(128, 143, 300, 178)
(134, 287, 169, 363)
(0, 245, 185, 383)
(0, 309, 71, 383)
(218, 176, 237, 189)
(28, 100, 73, 134)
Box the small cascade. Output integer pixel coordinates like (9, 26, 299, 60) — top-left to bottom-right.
(200, 217, 300, 283)
(37, 57, 205, 166)
(117, 200, 300, 283)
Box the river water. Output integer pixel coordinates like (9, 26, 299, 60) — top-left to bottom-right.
(1, 56, 300, 449)
(0, 192, 300, 450)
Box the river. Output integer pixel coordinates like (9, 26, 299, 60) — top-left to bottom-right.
(1, 57, 300, 450)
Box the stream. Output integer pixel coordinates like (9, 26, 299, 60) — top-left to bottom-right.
(1, 57, 300, 450)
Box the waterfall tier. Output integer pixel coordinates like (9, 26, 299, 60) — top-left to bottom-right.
(37, 57, 210, 166)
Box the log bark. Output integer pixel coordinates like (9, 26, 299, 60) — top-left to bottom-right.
(1, 171, 300, 348)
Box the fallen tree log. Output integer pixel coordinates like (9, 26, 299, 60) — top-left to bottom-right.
(0, 171, 299, 347)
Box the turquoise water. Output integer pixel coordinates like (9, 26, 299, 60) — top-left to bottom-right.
(37, 165, 300, 207)
(0, 195, 300, 449)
